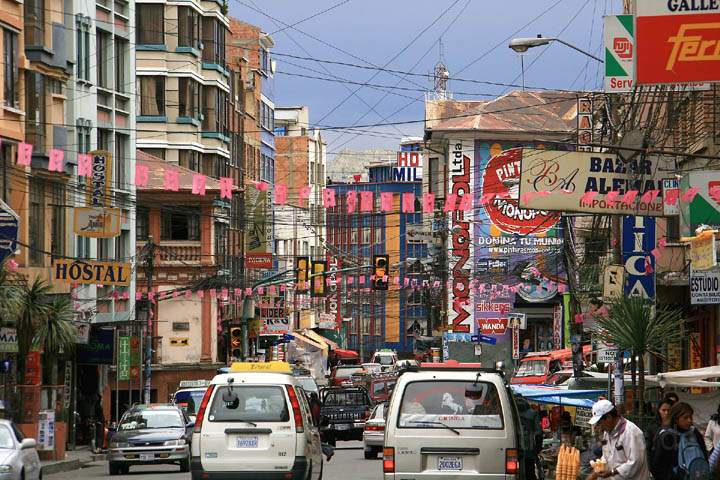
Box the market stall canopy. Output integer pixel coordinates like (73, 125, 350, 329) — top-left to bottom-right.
(647, 366, 720, 388)
(302, 329, 337, 350)
(511, 385, 605, 408)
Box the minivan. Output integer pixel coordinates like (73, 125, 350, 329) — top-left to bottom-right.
(190, 361, 323, 480)
(383, 361, 522, 479)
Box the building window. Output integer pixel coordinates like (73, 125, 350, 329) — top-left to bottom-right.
(114, 230, 128, 260)
(77, 119, 92, 154)
(179, 150, 200, 172)
(24, 0, 45, 46)
(259, 101, 274, 132)
(202, 86, 227, 134)
(260, 48, 270, 74)
(161, 209, 200, 241)
(3, 30, 18, 108)
(97, 238, 110, 260)
(0, 144, 10, 201)
(29, 179, 44, 266)
(214, 222, 227, 265)
(115, 133, 127, 190)
(115, 38, 128, 93)
(97, 128, 111, 151)
(51, 183, 66, 260)
(76, 236, 90, 259)
(178, 77, 199, 118)
(136, 208, 149, 241)
(428, 157, 441, 196)
(96, 30, 110, 88)
(178, 7, 199, 49)
(139, 148, 165, 159)
(201, 17, 225, 66)
(138, 76, 165, 116)
(136, 4, 164, 44)
(75, 16, 90, 82)
(202, 153, 225, 179)
(25, 72, 46, 153)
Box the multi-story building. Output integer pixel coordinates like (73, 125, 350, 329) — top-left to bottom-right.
(326, 160, 427, 359)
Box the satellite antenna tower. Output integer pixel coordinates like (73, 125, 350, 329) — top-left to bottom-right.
(430, 38, 450, 101)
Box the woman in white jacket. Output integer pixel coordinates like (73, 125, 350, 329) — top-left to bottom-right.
(705, 404, 720, 452)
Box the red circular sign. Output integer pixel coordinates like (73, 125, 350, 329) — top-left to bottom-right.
(482, 148, 559, 235)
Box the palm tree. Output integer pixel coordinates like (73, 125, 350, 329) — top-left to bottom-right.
(15, 277, 52, 384)
(592, 296, 683, 415)
(34, 296, 76, 407)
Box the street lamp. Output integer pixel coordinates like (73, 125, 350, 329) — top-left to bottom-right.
(508, 35, 604, 90)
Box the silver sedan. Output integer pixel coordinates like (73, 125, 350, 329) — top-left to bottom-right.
(0, 420, 41, 480)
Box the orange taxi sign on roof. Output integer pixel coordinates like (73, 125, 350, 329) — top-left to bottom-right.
(229, 361, 293, 373)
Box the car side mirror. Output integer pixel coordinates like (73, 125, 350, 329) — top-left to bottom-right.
(186, 419, 195, 428)
(20, 439, 36, 450)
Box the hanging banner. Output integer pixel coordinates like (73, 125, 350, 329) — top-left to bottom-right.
(73, 207, 121, 238)
(604, 15, 635, 93)
(86, 150, 113, 207)
(519, 149, 668, 216)
(636, 0, 720, 85)
(53, 260, 131, 286)
(622, 216, 656, 300)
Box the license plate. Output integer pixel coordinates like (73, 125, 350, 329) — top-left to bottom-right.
(235, 436, 259, 448)
(335, 423, 351, 431)
(139, 453, 154, 461)
(438, 456, 462, 471)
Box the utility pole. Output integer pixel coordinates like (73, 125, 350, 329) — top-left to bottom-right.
(143, 237, 156, 405)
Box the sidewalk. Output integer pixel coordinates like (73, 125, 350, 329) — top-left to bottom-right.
(41, 446, 106, 475)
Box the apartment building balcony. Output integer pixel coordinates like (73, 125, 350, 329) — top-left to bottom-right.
(158, 241, 203, 265)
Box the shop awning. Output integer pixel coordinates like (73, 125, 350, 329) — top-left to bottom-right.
(304, 330, 337, 350)
(511, 385, 605, 408)
(332, 348, 359, 360)
(647, 366, 720, 388)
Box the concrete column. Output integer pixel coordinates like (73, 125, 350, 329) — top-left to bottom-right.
(200, 293, 212, 362)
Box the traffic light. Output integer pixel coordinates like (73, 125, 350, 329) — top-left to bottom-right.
(372, 254, 389, 290)
(311, 260, 327, 297)
(295, 256, 309, 292)
(230, 327, 242, 359)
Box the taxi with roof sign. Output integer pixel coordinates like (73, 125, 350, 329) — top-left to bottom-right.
(190, 361, 323, 480)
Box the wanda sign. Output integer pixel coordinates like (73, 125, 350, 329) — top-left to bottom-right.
(483, 148, 559, 235)
(477, 318, 508, 335)
(636, 4, 720, 85)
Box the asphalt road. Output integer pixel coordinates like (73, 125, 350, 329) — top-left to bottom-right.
(47, 441, 381, 480)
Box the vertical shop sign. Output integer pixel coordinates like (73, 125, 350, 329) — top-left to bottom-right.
(118, 336, 130, 381)
(621, 216, 656, 300)
(577, 97, 593, 151)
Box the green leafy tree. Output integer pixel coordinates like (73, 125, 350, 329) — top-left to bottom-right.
(15, 278, 52, 385)
(592, 296, 683, 415)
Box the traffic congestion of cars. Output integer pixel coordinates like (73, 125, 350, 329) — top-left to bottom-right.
(96, 348, 528, 479)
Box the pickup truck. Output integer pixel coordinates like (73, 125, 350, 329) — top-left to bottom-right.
(320, 386, 372, 446)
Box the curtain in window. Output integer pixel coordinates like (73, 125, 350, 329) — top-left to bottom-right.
(140, 77, 164, 116)
(137, 4, 163, 44)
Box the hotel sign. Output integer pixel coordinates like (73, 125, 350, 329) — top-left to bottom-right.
(54, 260, 131, 286)
(73, 207, 121, 238)
(86, 150, 113, 207)
(636, 0, 720, 85)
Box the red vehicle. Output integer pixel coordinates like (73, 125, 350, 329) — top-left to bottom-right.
(511, 346, 592, 385)
(368, 376, 397, 404)
(330, 364, 364, 386)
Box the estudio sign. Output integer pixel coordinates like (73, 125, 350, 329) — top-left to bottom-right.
(636, 0, 720, 85)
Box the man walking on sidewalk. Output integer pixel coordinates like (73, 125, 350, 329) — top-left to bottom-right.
(587, 400, 650, 480)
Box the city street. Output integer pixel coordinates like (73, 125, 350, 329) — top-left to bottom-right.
(47, 442, 380, 480)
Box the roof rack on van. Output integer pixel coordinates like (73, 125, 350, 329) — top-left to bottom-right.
(398, 360, 504, 376)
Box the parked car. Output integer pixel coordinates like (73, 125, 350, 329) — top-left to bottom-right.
(363, 403, 387, 460)
(370, 350, 398, 371)
(329, 365, 364, 387)
(0, 420, 41, 480)
(108, 404, 193, 475)
(190, 361, 323, 480)
(171, 380, 211, 422)
(320, 386, 372, 445)
(383, 361, 522, 478)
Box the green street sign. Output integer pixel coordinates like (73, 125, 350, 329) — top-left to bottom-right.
(118, 336, 130, 381)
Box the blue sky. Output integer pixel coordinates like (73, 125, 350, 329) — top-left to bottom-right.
(229, 0, 622, 155)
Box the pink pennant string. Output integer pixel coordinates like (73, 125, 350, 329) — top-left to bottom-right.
(196, 290, 205, 299)
(480, 193, 496, 206)
(164, 169, 180, 192)
(402, 192, 415, 213)
(422, 193, 435, 213)
(443, 194, 458, 212)
(184, 290, 192, 299)
(255, 181, 268, 192)
(457, 194, 472, 211)
(622, 190, 639, 204)
(245, 288, 252, 296)
(664, 188, 679, 206)
(558, 284, 567, 293)
(299, 185, 311, 203)
(682, 187, 699, 203)
(48, 149, 64, 172)
(651, 248, 662, 259)
(192, 173, 206, 196)
(346, 190, 357, 213)
(323, 188, 336, 208)
(78, 154, 92, 177)
(220, 177, 233, 199)
(135, 164, 149, 187)
(606, 190, 620, 205)
(658, 238, 667, 248)
(380, 192, 393, 212)
(136, 292, 143, 300)
(360, 191, 373, 212)
(579, 191, 598, 205)
(640, 189, 660, 203)
(267, 286, 275, 295)
(16, 143, 32, 166)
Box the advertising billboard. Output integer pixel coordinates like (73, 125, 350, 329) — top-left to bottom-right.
(604, 15, 635, 93)
(636, 1, 720, 85)
(246, 184, 272, 254)
(73, 207, 121, 238)
(621, 215, 656, 300)
(518, 149, 669, 216)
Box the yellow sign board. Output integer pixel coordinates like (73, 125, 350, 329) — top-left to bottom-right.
(229, 361, 292, 373)
(53, 260, 131, 286)
(690, 231, 717, 270)
(73, 207, 121, 238)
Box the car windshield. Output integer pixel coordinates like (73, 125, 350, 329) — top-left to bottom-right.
(208, 386, 289, 423)
(515, 360, 547, 377)
(324, 390, 368, 406)
(173, 389, 206, 416)
(398, 380, 504, 430)
(376, 356, 394, 366)
(336, 367, 363, 377)
(0, 427, 14, 449)
(119, 410, 184, 430)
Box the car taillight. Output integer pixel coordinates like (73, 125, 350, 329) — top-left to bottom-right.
(365, 424, 384, 431)
(286, 385, 304, 433)
(505, 448, 519, 475)
(383, 447, 395, 473)
(194, 384, 215, 433)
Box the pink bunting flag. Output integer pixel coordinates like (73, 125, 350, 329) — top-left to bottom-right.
(164, 169, 180, 192)
(196, 290, 204, 299)
(267, 286, 275, 295)
(48, 148, 64, 172)
(393, 276, 400, 285)
(360, 191, 373, 212)
(184, 290, 192, 299)
(606, 190, 620, 205)
(433, 280, 440, 288)
(457, 194, 472, 211)
(651, 248, 662, 259)
(272, 183, 287, 204)
(192, 173, 207, 196)
(659, 238, 667, 248)
(380, 192, 393, 212)
(346, 190, 357, 213)
(640, 189, 660, 204)
(122, 291, 130, 300)
(136, 292, 143, 300)
(322, 188, 336, 208)
(574, 313, 584, 324)
(234, 288, 241, 297)
(402, 192, 415, 213)
(16, 143, 32, 166)
(519, 192, 536, 206)
(135, 164, 149, 187)
(255, 181, 268, 192)
(244, 288, 252, 296)
(682, 187, 699, 203)
(220, 177, 233, 199)
(172, 291, 180, 298)
(148, 291, 155, 301)
(280, 285, 286, 293)
(480, 193, 496, 206)
(443, 194, 458, 212)
(404, 278, 410, 286)
(257, 287, 264, 295)
(579, 191, 598, 205)
(78, 154, 92, 177)
(622, 190, 639, 204)
(359, 275, 365, 284)
(422, 193, 435, 213)
(299, 185, 311, 203)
